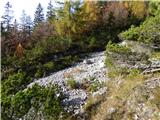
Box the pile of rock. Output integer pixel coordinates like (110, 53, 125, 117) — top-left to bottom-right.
(28, 51, 108, 115)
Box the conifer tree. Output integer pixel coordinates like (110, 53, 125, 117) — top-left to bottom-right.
(25, 15, 33, 35)
(20, 10, 27, 31)
(20, 10, 33, 35)
(1, 1, 14, 32)
(46, 0, 55, 20)
(34, 3, 44, 27)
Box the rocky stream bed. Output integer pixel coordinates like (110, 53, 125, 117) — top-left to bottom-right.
(28, 51, 108, 115)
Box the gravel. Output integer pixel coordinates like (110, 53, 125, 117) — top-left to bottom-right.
(27, 51, 108, 114)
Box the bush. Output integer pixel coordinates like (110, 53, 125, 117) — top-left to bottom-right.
(67, 78, 78, 89)
(36, 37, 71, 54)
(2, 70, 31, 96)
(43, 61, 54, 71)
(2, 84, 66, 120)
(34, 68, 43, 78)
(1, 70, 31, 120)
(105, 41, 132, 67)
(120, 14, 160, 45)
(149, 1, 160, 16)
(105, 41, 149, 68)
(81, 77, 105, 92)
(106, 41, 132, 55)
(89, 77, 104, 92)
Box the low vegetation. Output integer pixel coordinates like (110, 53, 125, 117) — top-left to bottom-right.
(67, 78, 78, 89)
(120, 12, 160, 45)
(1, 0, 160, 120)
(83, 4, 160, 119)
(2, 84, 68, 120)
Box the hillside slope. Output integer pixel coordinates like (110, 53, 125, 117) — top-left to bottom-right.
(28, 51, 108, 115)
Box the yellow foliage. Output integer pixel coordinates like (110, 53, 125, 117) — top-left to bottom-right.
(15, 43, 24, 58)
(54, 0, 99, 40)
(82, 1, 98, 21)
(54, 1, 72, 38)
(124, 1, 147, 18)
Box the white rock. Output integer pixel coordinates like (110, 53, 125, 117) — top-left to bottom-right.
(108, 107, 116, 114)
(83, 59, 93, 64)
(92, 87, 107, 97)
(119, 41, 127, 47)
(99, 60, 105, 68)
(27, 51, 107, 114)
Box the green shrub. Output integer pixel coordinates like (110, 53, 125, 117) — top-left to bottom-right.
(105, 41, 132, 68)
(43, 61, 54, 71)
(2, 84, 65, 120)
(119, 25, 140, 41)
(1, 70, 32, 120)
(88, 36, 99, 50)
(89, 77, 105, 92)
(106, 41, 132, 55)
(67, 78, 78, 89)
(80, 77, 104, 92)
(105, 41, 149, 69)
(120, 14, 160, 45)
(2, 70, 31, 96)
(90, 82, 100, 92)
(36, 37, 71, 54)
(35, 68, 43, 78)
(149, 1, 160, 16)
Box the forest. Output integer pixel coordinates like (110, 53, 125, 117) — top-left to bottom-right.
(1, 0, 160, 120)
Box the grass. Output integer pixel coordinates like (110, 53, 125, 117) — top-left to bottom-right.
(150, 52, 160, 60)
(67, 78, 78, 89)
(83, 94, 105, 120)
(89, 67, 149, 120)
(80, 77, 106, 93)
(91, 70, 160, 120)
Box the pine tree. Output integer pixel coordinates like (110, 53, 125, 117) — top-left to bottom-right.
(13, 19, 18, 33)
(26, 15, 33, 35)
(12, 19, 20, 44)
(46, 0, 55, 20)
(1, 22, 5, 36)
(20, 10, 27, 31)
(34, 3, 44, 27)
(20, 10, 33, 35)
(1, 1, 14, 32)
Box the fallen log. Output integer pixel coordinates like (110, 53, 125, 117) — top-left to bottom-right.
(142, 68, 160, 74)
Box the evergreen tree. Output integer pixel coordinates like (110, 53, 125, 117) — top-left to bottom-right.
(46, 0, 55, 20)
(26, 15, 33, 35)
(20, 10, 27, 30)
(12, 19, 20, 43)
(20, 10, 33, 35)
(1, 22, 5, 36)
(34, 3, 44, 26)
(1, 1, 14, 32)
(13, 19, 18, 32)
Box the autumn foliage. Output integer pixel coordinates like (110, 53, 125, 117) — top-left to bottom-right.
(15, 43, 24, 58)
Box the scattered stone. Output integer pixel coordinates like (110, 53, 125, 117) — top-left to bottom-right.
(27, 51, 108, 115)
(83, 59, 93, 64)
(62, 89, 87, 113)
(92, 87, 107, 97)
(108, 107, 116, 114)
(119, 41, 128, 47)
